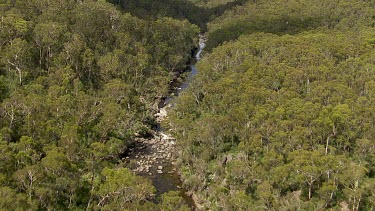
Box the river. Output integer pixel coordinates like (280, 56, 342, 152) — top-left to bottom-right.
(124, 36, 205, 209)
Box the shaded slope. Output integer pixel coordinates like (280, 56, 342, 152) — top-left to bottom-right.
(109, 0, 249, 30)
(205, 0, 375, 49)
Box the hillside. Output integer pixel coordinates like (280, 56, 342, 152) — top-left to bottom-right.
(1, 0, 374, 210)
(168, 0, 375, 210)
(170, 29, 375, 210)
(205, 0, 374, 49)
(0, 0, 198, 209)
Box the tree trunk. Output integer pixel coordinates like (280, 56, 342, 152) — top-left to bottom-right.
(325, 136, 330, 155)
(7, 60, 22, 85)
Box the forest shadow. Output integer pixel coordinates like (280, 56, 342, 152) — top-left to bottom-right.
(109, 0, 250, 30)
(205, 16, 322, 49)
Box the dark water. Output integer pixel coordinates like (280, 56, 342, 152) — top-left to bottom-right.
(161, 64, 198, 108)
(125, 64, 199, 209)
(152, 64, 199, 208)
(162, 37, 205, 107)
(139, 161, 196, 208)
(125, 133, 196, 208)
(126, 39, 205, 210)
(151, 40, 204, 208)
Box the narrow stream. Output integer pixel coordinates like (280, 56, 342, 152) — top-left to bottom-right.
(125, 37, 205, 209)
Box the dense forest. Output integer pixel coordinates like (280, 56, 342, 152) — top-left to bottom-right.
(1, 0, 374, 210)
(169, 0, 375, 210)
(0, 0, 198, 209)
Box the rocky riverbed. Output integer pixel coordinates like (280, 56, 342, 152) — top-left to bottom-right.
(123, 105, 199, 207)
(125, 107, 176, 174)
(125, 134, 176, 175)
(123, 36, 206, 209)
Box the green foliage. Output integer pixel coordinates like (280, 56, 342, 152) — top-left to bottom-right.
(93, 167, 155, 210)
(0, 0, 198, 209)
(2, 0, 374, 209)
(205, 0, 375, 49)
(190, 0, 237, 8)
(0, 186, 34, 210)
(111, 0, 248, 30)
(170, 28, 375, 209)
(159, 191, 191, 211)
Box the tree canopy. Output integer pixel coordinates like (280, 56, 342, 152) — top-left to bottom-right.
(0, 0, 198, 209)
(169, 0, 375, 210)
(1, 0, 375, 210)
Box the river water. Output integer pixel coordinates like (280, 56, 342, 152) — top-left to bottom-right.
(125, 37, 205, 209)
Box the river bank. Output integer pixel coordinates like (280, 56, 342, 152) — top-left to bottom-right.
(122, 36, 206, 209)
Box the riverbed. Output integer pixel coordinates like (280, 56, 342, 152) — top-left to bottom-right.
(124, 36, 205, 209)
